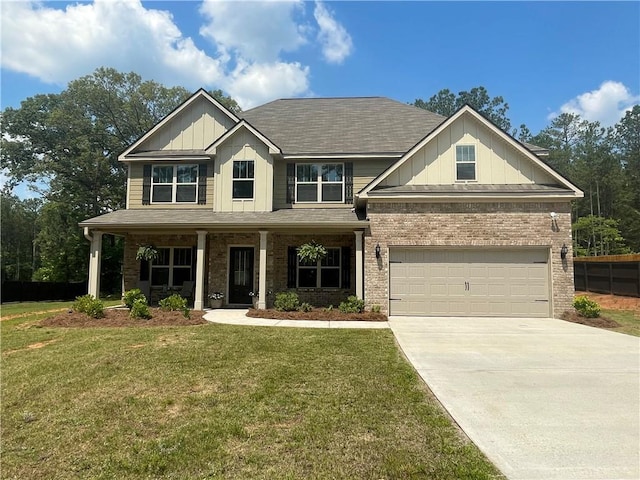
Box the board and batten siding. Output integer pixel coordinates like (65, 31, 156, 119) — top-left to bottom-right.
(215, 129, 273, 212)
(127, 161, 215, 209)
(137, 97, 236, 151)
(272, 158, 394, 209)
(381, 112, 556, 187)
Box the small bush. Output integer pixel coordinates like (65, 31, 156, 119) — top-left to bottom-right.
(325, 305, 333, 312)
(274, 292, 300, 311)
(573, 295, 601, 318)
(371, 304, 381, 314)
(158, 294, 190, 318)
(339, 295, 365, 314)
(123, 289, 146, 309)
(130, 298, 152, 319)
(73, 294, 104, 319)
(298, 302, 313, 312)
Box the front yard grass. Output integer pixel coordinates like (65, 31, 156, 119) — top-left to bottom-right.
(601, 309, 640, 337)
(1, 312, 503, 479)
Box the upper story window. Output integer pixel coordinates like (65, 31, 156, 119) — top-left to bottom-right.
(296, 163, 344, 202)
(455, 145, 476, 181)
(152, 165, 198, 203)
(151, 247, 192, 287)
(297, 247, 341, 288)
(233, 160, 254, 199)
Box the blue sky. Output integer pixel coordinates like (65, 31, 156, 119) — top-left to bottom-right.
(1, 1, 639, 147)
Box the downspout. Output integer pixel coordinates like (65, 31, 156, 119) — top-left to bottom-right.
(84, 227, 93, 242)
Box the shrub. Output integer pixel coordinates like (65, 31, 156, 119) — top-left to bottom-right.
(123, 289, 146, 309)
(371, 304, 382, 314)
(130, 298, 152, 319)
(274, 291, 300, 311)
(158, 294, 190, 318)
(298, 302, 313, 312)
(73, 294, 104, 319)
(339, 295, 365, 314)
(573, 295, 601, 318)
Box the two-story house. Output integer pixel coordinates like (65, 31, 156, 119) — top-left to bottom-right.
(80, 90, 583, 317)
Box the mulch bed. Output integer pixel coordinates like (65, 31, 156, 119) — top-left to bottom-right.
(560, 310, 621, 329)
(246, 308, 387, 321)
(39, 308, 208, 328)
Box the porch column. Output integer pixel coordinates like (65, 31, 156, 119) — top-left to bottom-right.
(258, 231, 268, 309)
(354, 231, 363, 299)
(87, 230, 103, 298)
(194, 230, 207, 310)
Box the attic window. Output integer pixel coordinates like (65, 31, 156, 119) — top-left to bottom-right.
(456, 145, 476, 181)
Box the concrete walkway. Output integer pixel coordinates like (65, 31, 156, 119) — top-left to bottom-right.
(389, 316, 640, 480)
(203, 308, 389, 329)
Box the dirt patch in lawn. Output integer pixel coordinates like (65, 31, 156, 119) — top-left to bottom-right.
(560, 310, 621, 329)
(246, 308, 387, 321)
(575, 292, 640, 313)
(39, 308, 208, 328)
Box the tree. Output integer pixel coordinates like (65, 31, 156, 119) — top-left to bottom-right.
(572, 215, 630, 256)
(413, 86, 512, 131)
(0, 191, 40, 281)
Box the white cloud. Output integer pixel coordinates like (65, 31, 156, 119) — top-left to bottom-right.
(314, 1, 353, 64)
(550, 81, 639, 126)
(1, 0, 354, 110)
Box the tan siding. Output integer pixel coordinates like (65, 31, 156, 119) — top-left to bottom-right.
(137, 97, 236, 151)
(127, 161, 215, 209)
(382, 112, 557, 187)
(273, 161, 288, 209)
(353, 158, 395, 193)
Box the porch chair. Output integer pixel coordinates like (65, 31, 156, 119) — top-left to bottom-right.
(178, 281, 194, 304)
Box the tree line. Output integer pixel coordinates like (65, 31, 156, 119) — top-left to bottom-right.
(1, 70, 638, 286)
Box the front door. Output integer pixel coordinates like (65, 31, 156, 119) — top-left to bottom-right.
(228, 247, 254, 304)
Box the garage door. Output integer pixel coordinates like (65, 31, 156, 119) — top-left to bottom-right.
(389, 248, 550, 317)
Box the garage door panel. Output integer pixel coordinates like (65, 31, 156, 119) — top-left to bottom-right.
(389, 248, 550, 317)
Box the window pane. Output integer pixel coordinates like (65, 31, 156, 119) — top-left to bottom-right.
(233, 180, 253, 199)
(297, 164, 317, 182)
(248, 161, 254, 179)
(322, 184, 342, 202)
(173, 248, 192, 266)
(173, 267, 191, 286)
(233, 161, 254, 179)
(177, 165, 197, 183)
(297, 184, 317, 202)
(298, 268, 317, 287)
(457, 163, 476, 180)
(320, 268, 340, 288)
(176, 185, 196, 202)
(153, 166, 173, 183)
(321, 248, 340, 266)
(152, 185, 172, 202)
(151, 267, 169, 286)
(322, 164, 343, 182)
(456, 145, 475, 162)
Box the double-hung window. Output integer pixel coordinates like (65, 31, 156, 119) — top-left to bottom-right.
(150, 247, 192, 286)
(455, 145, 476, 181)
(296, 163, 344, 202)
(297, 247, 341, 288)
(232, 160, 254, 199)
(152, 165, 198, 203)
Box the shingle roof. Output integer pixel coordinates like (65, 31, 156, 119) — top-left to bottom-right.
(240, 97, 446, 156)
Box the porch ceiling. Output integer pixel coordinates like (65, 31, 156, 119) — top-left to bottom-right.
(80, 208, 367, 232)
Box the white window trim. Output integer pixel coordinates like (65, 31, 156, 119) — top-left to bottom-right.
(455, 144, 477, 182)
(232, 160, 255, 200)
(151, 164, 198, 204)
(150, 247, 192, 287)
(297, 247, 342, 288)
(295, 163, 345, 203)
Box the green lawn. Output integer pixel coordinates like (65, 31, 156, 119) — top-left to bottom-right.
(602, 309, 640, 337)
(1, 299, 122, 318)
(1, 310, 503, 480)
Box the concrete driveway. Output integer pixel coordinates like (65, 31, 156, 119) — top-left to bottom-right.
(389, 316, 640, 480)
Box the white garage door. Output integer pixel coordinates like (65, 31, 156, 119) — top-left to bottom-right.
(389, 248, 550, 317)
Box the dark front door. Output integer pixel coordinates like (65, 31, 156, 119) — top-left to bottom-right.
(228, 247, 254, 304)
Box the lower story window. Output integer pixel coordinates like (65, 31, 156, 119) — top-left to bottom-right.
(151, 247, 192, 286)
(298, 247, 341, 288)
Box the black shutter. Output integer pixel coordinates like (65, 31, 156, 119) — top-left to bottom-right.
(345, 162, 353, 203)
(198, 163, 207, 205)
(286, 163, 295, 204)
(287, 246, 297, 288)
(341, 246, 351, 289)
(139, 260, 149, 281)
(142, 164, 152, 204)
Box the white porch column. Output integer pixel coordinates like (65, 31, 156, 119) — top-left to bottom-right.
(194, 230, 207, 310)
(354, 231, 363, 299)
(258, 231, 268, 309)
(87, 230, 103, 298)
